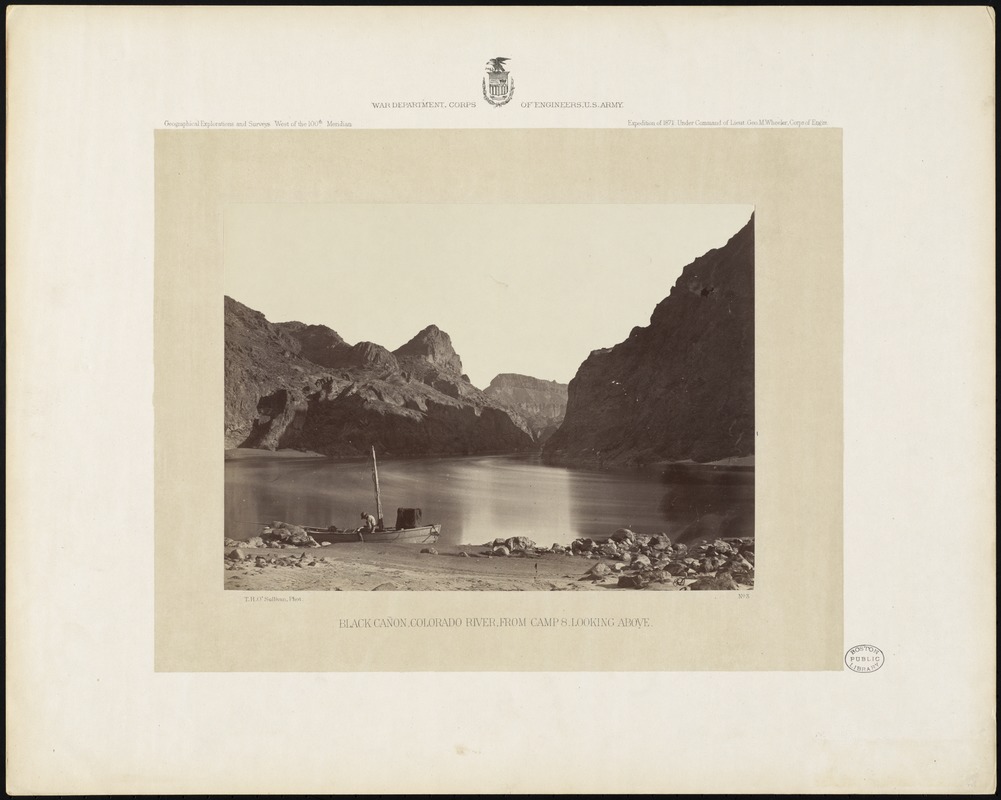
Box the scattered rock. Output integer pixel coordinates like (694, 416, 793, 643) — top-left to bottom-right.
(246, 536, 265, 548)
(588, 562, 612, 578)
(612, 562, 627, 572)
(610, 528, 636, 544)
(712, 539, 734, 555)
(458, 551, 469, 557)
(617, 574, 649, 589)
(505, 536, 534, 552)
(420, 547, 438, 555)
(372, 582, 397, 591)
(598, 542, 620, 558)
(687, 571, 739, 591)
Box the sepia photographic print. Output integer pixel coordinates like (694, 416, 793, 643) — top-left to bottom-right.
(223, 204, 755, 591)
(156, 127, 842, 672)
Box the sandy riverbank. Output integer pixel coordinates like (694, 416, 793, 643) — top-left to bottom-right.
(224, 527, 754, 592)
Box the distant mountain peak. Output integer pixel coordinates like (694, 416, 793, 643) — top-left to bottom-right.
(484, 373, 569, 444)
(393, 325, 463, 374)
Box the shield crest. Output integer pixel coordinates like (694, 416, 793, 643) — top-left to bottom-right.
(483, 57, 514, 106)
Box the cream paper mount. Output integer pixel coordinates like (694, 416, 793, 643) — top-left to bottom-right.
(155, 128, 842, 672)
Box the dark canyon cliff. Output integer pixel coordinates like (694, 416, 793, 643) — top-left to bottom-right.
(225, 297, 535, 457)
(484, 374, 568, 443)
(543, 215, 754, 467)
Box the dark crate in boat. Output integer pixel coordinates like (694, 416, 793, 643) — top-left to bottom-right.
(395, 507, 422, 529)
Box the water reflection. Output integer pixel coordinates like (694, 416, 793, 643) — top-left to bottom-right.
(225, 453, 753, 546)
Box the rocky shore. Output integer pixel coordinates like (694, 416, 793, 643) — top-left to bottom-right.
(224, 523, 754, 592)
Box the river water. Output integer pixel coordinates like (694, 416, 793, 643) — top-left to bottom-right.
(225, 452, 754, 547)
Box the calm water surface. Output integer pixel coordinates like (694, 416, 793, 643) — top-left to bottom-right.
(225, 453, 754, 547)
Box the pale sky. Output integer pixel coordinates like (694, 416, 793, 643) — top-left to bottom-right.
(224, 204, 753, 388)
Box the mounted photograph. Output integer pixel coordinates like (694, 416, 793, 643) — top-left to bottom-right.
(223, 203, 755, 591)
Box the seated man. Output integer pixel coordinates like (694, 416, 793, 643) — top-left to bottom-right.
(358, 512, 377, 533)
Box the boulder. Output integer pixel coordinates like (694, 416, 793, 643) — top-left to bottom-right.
(715, 571, 738, 590)
(598, 542, 620, 558)
(287, 527, 316, 546)
(246, 536, 265, 548)
(665, 562, 688, 576)
(493, 538, 508, 548)
(225, 548, 247, 561)
(590, 561, 612, 577)
(261, 527, 292, 544)
(224, 538, 241, 548)
(458, 551, 470, 558)
(612, 562, 628, 572)
(492, 545, 511, 557)
(505, 536, 534, 552)
(632, 555, 652, 568)
(571, 538, 596, 554)
(687, 571, 739, 591)
(651, 534, 672, 550)
(610, 528, 636, 544)
(420, 547, 438, 555)
(712, 539, 734, 555)
(372, 582, 397, 591)
(617, 574, 648, 589)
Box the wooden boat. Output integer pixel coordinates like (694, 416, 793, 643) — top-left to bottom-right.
(303, 446, 442, 545)
(303, 524, 441, 545)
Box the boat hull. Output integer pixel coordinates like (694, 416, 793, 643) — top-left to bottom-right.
(304, 524, 441, 545)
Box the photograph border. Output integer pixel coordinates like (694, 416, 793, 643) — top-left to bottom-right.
(155, 127, 843, 672)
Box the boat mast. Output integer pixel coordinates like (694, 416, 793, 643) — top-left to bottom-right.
(371, 446, 384, 529)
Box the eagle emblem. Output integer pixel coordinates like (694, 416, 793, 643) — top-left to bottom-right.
(483, 57, 514, 107)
